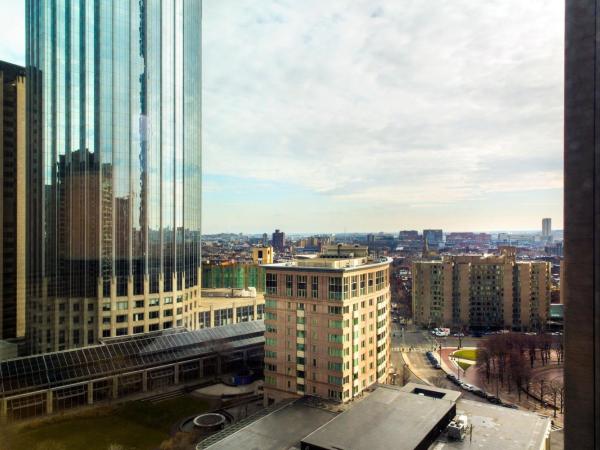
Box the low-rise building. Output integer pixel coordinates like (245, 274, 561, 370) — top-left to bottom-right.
(198, 288, 265, 328)
(412, 247, 551, 330)
(262, 245, 391, 405)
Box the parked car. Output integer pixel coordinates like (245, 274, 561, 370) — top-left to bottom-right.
(502, 403, 519, 409)
(487, 396, 501, 404)
(452, 332, 465, 337)
(446, 374, 457, 382)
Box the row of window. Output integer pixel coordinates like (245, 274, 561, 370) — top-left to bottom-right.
(266, 272, 388, 300)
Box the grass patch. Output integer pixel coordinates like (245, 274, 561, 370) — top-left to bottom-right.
(458, 361, 474, 372)
(3, 396, 210, 450)
(453, 349, 479, 361)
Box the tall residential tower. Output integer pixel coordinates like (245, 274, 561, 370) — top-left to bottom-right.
(263, 245, 391, 405)
(26, 1, 202, 353)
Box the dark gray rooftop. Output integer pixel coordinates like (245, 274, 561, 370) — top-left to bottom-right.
(0, 320, 265, 397)
(301, 385, 455, 450)
(205, 398, 338, 450)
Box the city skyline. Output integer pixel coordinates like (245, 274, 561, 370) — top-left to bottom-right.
(0, 0, 564, 234)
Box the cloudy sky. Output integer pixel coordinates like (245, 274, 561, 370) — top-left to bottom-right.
(0, 0, 564, 234)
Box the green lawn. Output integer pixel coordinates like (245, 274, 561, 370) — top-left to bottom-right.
(453, 349, 479, 361)
(458, 361, 474, 372)
(3, 396, 210, 450)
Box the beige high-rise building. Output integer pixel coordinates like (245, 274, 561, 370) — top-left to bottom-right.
(263, 245, 391, 405)
(412, 247, 550, 331)
(0, 61, 26, 340)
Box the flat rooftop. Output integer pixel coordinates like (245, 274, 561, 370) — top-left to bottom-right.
(432, 399, 551, 450)
(262, 256, 392, 272)
(301, 385, 456, 450)
(203, 398, 338, 450)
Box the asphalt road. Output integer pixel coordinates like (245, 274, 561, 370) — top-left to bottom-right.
(390, 323, 487, 403)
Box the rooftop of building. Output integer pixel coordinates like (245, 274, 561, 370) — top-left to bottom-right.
(201, 287, 261, 299)
(0, 321, 265, 398)
(202, 397, 339, 450)
(433, 399, 551, 450)
(200, 384, 551, 450)
(262, 244, 392, 271)
(301, 385, 456, 450)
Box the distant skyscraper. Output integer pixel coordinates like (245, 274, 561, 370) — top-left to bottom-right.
(542, 218, 552, 238)
(0, 61, 26, 340)
(26, 1, 202, 353)
(423, 229, 443, 248)
(272, 229, 285, 251)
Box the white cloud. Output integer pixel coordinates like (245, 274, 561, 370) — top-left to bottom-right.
(203, 0, 564, 229)
(0, 0, 25, 64)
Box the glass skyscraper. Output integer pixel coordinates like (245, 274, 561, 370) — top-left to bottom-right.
(26, 1, 202, 353)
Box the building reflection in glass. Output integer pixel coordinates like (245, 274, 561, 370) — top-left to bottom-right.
(27, 1, 202, 353)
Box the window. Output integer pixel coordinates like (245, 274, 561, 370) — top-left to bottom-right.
(368, 273, 374, 293)
(297, 275, 307, 297)
(116, 328, 127, 336)
(328, 306, 342, 315)
(312, 276, 319, 298)
(360, 274, 366, 295)
(376, 270, 385, 290)
(133, 325, 144, 334)
(88, 303, 94, 312)
(102, 329, 111, 338)
(237, 305, 254, 322)
(328, 277, 343, 300)
(328, 375, 343, 385)
(163, 309, 173, 317)
(149, 311, 159, 319)
(328, 361, 343, 371)
(257, 304, 265, 319)
(286, 275, 293, 296)
(297, 302, 305, 310)
(265, 350, 277, 358)
(135, 300, 144, 308)
(328, 347, 343, 357)
(266, 337, 277, 346)
(198, 311, 210, 328)
(149, 323, 159, 331)
(133, 312, 144, 321)
(343, 277, 350, 300)
(265, 298, 277, 308)
(328, 320, 343, 328)
(266, 273, 278, 294)
(297, 330, 306, 338)
(116, 315, 127, 323)
(265, 363, 277, 371)
(149, 298, 160, 307)
(117, 301, 128, 310)
(214, 308, 233, 326)
(163, 321, 173, 329)
(351, 276, 358, 297)
(164, 297, 173, 305)
(102, 317, 111, 324)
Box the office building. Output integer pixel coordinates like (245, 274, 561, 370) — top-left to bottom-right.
(252, 245, 273, 265)
(198, 288, 265, 328)
(412, 248, 551, 330)
(262, 245, 392, 404)
(272, 229, 286, 251)
(542, 218, 552, 239)
(423, 229, 443, 248)
(564, 1, 600, 447)
(26, 1, 202, 353)
(0, 61, 26, 341)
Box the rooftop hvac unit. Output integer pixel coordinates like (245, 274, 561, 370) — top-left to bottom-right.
(447, 415, 468, 440)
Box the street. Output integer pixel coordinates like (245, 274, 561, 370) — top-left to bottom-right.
(389, 323, 488, 403)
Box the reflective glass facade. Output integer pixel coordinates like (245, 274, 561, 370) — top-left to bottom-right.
(26, 1, 201, 353)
